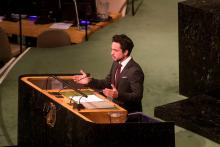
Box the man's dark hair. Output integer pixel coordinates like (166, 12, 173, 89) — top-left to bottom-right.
(112, 34, 134, 56)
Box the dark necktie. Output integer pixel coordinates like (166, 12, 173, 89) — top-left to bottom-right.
(115, 63, 122, 86)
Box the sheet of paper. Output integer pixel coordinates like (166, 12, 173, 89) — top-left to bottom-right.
(0, 16, 4, 22)
(70, 95, 104, 103)
(50, 22, 72, 29)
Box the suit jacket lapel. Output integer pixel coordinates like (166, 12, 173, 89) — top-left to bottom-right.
(117, 59, 134, 86)
(111, 62, 119, 85)
(120, 58, 134, 76)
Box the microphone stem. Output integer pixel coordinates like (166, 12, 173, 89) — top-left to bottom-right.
(50, 75, 87, 98)
(72, 0, 80, 30)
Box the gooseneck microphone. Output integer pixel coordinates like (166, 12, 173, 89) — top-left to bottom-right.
(50, 75, 87, 110)
(72, 0, 80, 30)
(51, 75, 87, 98)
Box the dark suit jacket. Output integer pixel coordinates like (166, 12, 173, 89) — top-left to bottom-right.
(89, 58, 144, 113)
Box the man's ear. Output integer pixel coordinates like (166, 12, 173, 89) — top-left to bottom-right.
(124, 50, 128, 56)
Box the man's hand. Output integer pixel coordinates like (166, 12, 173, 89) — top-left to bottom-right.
(72, 70, 91, 84)
(103, 84, 118, 99)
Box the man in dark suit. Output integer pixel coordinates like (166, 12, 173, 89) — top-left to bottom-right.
(73, 34, 144, 113)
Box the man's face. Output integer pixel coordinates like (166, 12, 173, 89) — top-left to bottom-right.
(111, 42, 127, 62)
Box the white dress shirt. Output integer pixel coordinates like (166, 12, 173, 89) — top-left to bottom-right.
(119, 56, 132, 72)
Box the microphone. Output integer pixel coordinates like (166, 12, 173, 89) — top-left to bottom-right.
(50, 75, 87, 110)
(50, 75, 87, 98)
(72, 0, 80, 30)
(72, 96, 86, 111)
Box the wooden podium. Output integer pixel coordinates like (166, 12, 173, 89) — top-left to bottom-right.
(18, 74, 175, 147)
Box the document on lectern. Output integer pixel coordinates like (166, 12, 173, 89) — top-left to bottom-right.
(70, 95, 104, 103)
(70, 95, 115, 109)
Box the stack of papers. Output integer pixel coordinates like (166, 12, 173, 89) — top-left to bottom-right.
(69, 95, 115, 109)
(50, 22, 72, 29)
(70, 95, 104, 103)
(0, 16, 4, 22)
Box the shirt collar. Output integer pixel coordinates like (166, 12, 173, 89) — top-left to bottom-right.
(119, 56, 132, 71)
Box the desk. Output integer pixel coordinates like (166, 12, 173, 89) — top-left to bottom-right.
(0, 13, 121, 44)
